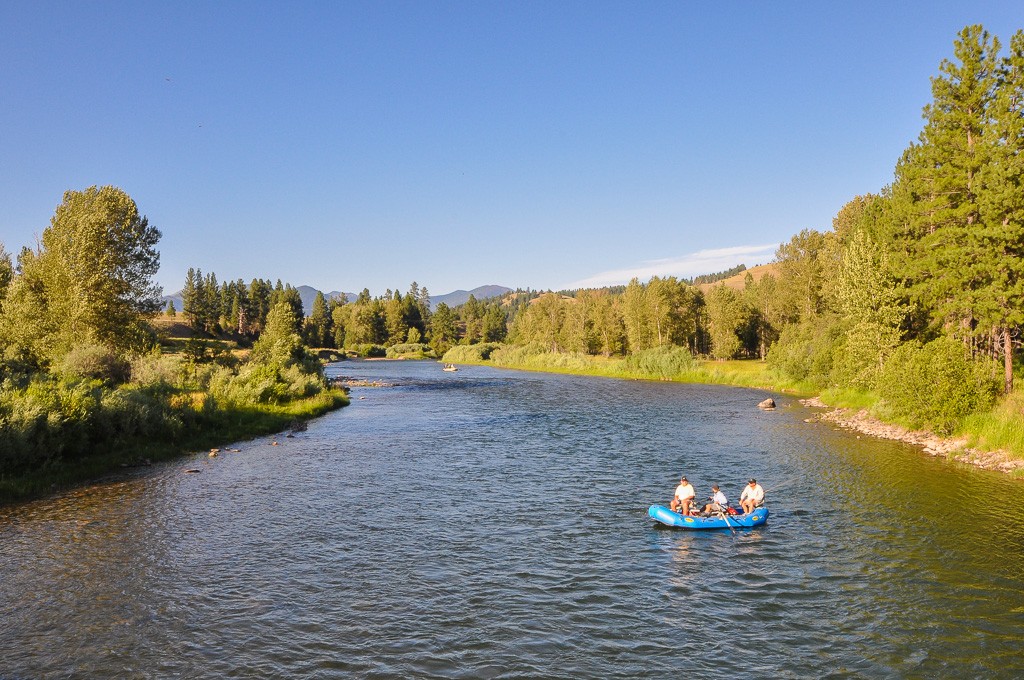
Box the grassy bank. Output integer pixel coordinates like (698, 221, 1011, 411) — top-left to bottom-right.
(0, 387, 348, 506)
(443, 343, 810, 393)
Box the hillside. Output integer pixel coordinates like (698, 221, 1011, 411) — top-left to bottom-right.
(430, 285, 512, 309)
(696, 263, 780, 293)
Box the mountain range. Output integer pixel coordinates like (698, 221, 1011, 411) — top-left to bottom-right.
(161, 284, 512, 315)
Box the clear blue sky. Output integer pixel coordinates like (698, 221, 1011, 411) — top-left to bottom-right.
(1, 1, 1021, 297)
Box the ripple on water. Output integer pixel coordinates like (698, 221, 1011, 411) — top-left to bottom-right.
(2, 362, 1024, 677)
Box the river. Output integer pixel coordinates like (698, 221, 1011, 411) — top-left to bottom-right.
(2, 360, 1023, 678)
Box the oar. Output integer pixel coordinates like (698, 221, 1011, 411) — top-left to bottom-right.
(718, 510, 736, 535)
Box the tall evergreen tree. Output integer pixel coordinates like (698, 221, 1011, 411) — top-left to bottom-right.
(0, 243, 12, 302)
(974, 29, 1024, 393)
(429, 302, 458, 354)
(384, 291, 409, 345)
(894, 25, 1000, 333)
(305, 290, 332, 348)
(182, 267, 200, 329)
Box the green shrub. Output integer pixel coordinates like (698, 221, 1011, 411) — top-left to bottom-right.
(767, 316, 844, 388)
(351, 343, 387, 358)
(96, 386, 170, 443)
(386, 342, 435, 359)
(130, 350, 181, 390)
(489, 343, 547, 367)
(877, 337, 1001, 434)
(625, 345, 698, 379)
(0, 375, 189, 472)
(57, 343, 131, 384)
(442, 343, 503, 363)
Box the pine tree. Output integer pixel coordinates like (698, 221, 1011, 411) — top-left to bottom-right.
(429, 302, 458, 354)
(182, 268, 199, 328)
(384, 292, 408, 345)
(306, 290, 332, 348)
(0, 242, 12, 301)
(978, 29, 1024, 393)
(894, 25, 1000, 332)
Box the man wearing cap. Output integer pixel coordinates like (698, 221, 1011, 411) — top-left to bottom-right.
(670, 476, 696, 515)
(740, 478, 765, 514)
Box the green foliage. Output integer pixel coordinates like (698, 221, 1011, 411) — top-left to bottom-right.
(209, 362, 321, 405)
(0, 375, 191, 474)
(129, 350, 181, 390)
(442, 343, 503, 363)
(251, 302, 306, 366)
(961, 390, 1024, 458)
(429, 302, 458, 355)
(304, 290, 333, 348)
(704, 284, 747, 359)
(828, 321, 893, 390)
(351, 343, 387, 358)
(767, 316, 844, 388)
(775, 229, 827, 321)
(0, 186, 161, 365)
(0, 242, 14, 301)
(877, 337, 1001, 434)
(386, 342, 435, 359)
(624, 345, 698, 379)
(56, 342, 131, 384)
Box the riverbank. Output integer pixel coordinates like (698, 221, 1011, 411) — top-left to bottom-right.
(0, 387, 349, 506)
(801, 396, 1024, 476)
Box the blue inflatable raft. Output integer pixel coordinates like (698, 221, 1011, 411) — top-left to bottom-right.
(648, 504, 769, 529)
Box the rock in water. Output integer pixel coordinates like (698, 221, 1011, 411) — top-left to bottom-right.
(757, 398, 776, 410)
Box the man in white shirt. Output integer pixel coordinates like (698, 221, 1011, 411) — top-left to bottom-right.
(740, 478, 765, 514)
(670, 475, 696, 515)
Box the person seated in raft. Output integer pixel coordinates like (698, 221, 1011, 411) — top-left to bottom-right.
(670, 475, 696, 515)
(700, 484, 728, 515)
(739, 478, 765, 514)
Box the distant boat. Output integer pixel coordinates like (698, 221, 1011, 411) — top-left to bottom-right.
(442, 363, 458, 372)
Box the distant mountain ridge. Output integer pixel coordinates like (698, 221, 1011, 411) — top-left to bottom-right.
(429, 285, 511, 309)
(295, 286, 355, 315)
(161, 284, 511, 315)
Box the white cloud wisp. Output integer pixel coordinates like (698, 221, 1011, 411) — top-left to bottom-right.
(563, 243, 779, 290)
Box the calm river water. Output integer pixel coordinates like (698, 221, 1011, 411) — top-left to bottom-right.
(2, 360, 1024, 678)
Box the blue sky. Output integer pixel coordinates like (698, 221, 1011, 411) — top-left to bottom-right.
(1, 2, 1021, 297)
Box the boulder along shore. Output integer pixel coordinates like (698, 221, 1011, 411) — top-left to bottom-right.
(799, 397, 1024, 476)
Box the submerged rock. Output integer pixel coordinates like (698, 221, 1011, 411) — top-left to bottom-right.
(757, 398, 776, 410)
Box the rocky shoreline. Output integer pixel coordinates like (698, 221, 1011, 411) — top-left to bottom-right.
(799, 397, 1024, 476)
